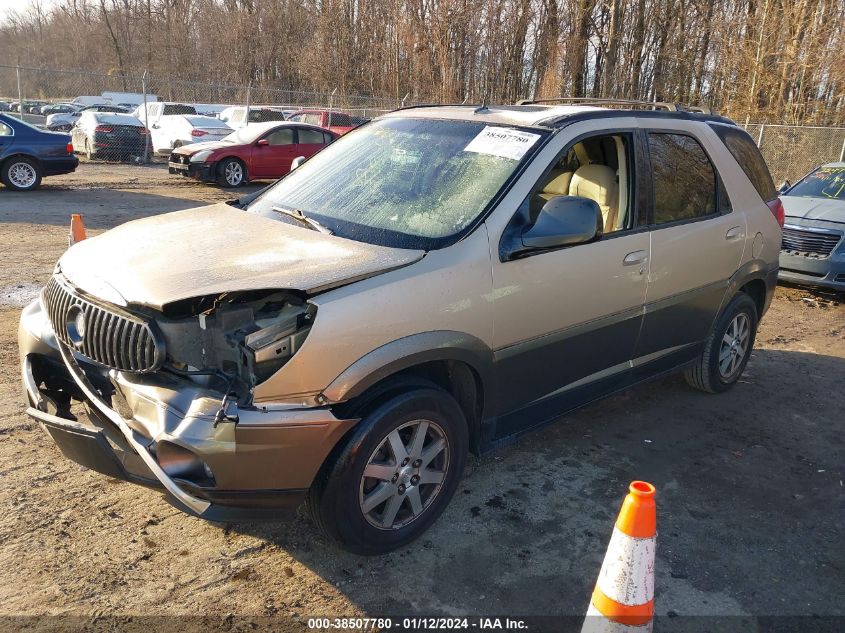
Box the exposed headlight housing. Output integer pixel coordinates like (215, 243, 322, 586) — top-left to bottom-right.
(190, 149, 214, 163)
(155, 291, 316, 399)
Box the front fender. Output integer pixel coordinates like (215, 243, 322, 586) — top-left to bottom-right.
(320, 330, 493, 404)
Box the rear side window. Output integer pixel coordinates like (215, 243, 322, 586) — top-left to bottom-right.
(709, 124, 776, 202)
(297, 128, 325, 144)
(648, 133, 716, 224)
(162, 104, 197, 116)
(0, 121, 11, 136)
(328, 113, 352, 127)
(250, 109, 286, 123)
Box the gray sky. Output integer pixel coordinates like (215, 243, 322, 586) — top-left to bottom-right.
(0, 0, 59, 20)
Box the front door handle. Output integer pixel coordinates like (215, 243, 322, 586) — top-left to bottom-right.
(725, 226, 745, 240)
(623, 250, 648, 266)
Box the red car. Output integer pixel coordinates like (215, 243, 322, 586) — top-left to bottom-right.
(168, 121, 338, 187)
(286, 109, 361, 135)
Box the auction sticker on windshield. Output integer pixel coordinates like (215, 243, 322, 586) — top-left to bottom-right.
(464, 126, 541, 161)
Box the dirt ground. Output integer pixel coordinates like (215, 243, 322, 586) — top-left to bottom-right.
(0, 163, 843, 631)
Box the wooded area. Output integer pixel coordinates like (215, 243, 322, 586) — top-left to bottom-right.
(1, 0, 844, 125)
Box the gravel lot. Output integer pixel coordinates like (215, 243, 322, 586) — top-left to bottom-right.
(0, 163, 843, 631)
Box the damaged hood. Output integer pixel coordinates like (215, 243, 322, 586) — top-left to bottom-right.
(171, 140, 231, 156)
(782, 196, 845, 225)
(58, 203, 424, 309)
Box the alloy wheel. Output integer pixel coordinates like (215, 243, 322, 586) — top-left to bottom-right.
(224, 161, 243, 186)
(358, 419, 449, 530)
(8, 162, 37, 189)
(718, 313, 750, 380)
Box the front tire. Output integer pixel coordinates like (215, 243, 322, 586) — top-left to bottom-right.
(1, 157, 42, 191)
(685, 292, 758, 393)
(309, 386, 468, 555)
(217, 157, 246, 187)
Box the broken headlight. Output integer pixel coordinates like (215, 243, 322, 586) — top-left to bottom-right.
(154, 290, 315, 399)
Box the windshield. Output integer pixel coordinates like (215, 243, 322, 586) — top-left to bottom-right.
(788, 166, 845, 200)
(248, 117, 545, 249)
(221, 126, 266, 144)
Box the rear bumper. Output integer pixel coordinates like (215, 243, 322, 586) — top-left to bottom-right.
(42, 156, 78, 176)
(19, 296, 356, 521)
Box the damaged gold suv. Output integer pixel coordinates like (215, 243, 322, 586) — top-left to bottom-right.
(20, 101, 782, 554)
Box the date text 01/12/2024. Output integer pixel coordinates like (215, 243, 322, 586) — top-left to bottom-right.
(306, 617, 529, 630)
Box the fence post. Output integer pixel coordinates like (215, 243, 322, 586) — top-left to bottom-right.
(328, 87, 337, 128)
(245, 82, 251, 126)
(16, 65, 23, 119)
(142, 70, 150, 163)
(840, 136, 845, 163)
(400, 92, 410, 109)
(757, 124, 765, 147)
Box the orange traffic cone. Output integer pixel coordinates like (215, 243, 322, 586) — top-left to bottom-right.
(582, 481, 656, 632)
(69, 214, 87, 246)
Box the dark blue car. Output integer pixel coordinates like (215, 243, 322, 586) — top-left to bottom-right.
(0, 113, 78, 191)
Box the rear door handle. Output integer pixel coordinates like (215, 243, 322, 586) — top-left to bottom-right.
(623, 250, 648, 266)
(725, 226, 745, 240)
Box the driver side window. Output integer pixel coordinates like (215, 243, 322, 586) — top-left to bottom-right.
(529, 132, 634, 235)
(265, 128, 295, 145)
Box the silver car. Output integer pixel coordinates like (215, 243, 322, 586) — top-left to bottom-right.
(19, 101, 782, 553)
(778, 163, 845, 291)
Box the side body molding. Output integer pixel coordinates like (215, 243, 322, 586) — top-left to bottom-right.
(321, 330, 494, 405)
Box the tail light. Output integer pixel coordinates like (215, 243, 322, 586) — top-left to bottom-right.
(191, 129, 208, 137)
(94, 125, 113, 133)
(138, 127, 149, 135)
(66, 143, 73, 154)
(767, 198, 785, 228)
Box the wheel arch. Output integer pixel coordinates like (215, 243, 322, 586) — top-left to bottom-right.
(323, 331, 494, 454)
(724, 258, 778, 318)
(2, 152, 42, 170)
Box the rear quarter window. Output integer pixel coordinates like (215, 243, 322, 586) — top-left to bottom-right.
(709, 124, 776, 202)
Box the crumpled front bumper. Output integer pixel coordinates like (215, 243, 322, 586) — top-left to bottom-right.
(19, 296, 357, 521)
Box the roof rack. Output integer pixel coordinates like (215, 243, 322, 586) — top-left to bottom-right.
(515, 97, 714, 115)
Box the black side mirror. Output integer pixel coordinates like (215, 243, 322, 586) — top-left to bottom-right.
(521, 196, 603, 249)
(778, 180, 791, 194)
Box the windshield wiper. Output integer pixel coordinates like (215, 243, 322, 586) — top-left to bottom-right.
(271, 206, 333, 235)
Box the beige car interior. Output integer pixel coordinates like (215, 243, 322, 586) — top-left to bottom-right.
(531, 134, 630, 234)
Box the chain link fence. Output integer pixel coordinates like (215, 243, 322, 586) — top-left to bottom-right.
(0, 65, 418, 123)
(3, 65, 844, 182)
(740, 123, 845, 185)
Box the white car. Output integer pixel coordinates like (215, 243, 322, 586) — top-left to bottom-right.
(219, 106, 288, 129)
(147, 115, 233, 153)
(47, 104, 129, 131)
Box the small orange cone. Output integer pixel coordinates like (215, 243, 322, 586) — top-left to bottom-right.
(69, 214, 87, 246)
(582, 481, 656, 632)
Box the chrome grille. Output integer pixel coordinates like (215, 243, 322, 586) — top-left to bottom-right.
(43, 276, 164, 373)
(781, 227, 842, 257)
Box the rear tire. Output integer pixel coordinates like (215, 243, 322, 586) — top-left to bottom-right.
(308, 385, 468, 555)
(1, 157, 42, 191)
(685, 292, 758, 393)
(217, 157, 246, 187)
